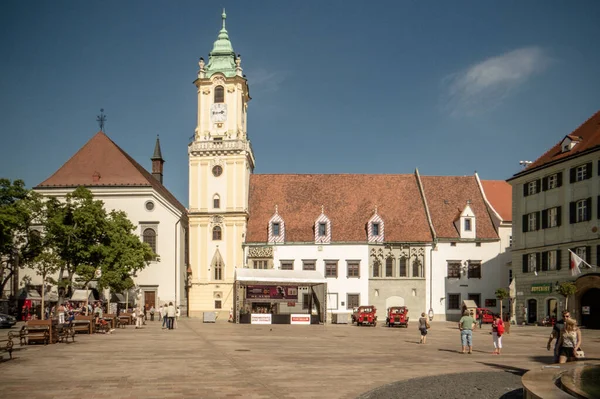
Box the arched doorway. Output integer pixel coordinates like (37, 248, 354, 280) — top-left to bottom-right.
(580, 288, 600, 329)
(527, 299, 537, 324)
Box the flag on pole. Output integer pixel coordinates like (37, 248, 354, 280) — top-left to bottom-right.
(569, 250, 583, 276)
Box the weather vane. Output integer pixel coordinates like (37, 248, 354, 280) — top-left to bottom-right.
(96, 109, 107, 131)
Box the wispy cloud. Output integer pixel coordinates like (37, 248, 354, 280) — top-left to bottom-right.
(442, 47, 551, 116)
(246, 68, 290, 94)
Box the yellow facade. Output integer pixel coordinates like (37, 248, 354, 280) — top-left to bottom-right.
(187, 66, 254, 318)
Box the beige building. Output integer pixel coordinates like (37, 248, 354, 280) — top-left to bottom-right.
(187, 11, 253, 317)
(508, 110, 600, 328)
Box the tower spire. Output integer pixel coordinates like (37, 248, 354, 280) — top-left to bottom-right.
(222, 8, 226, 29)
(203, 9, 237, 78)
(151, 135, 165, 184)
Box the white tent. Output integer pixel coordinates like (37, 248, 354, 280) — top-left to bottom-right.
(70, 289, 95, 302)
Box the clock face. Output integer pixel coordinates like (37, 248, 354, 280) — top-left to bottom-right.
(211, 103, 227, 123)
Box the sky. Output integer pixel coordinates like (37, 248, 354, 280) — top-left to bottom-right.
(1, 1, 599, 207)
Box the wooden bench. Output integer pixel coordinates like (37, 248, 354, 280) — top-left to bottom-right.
(9, 326, 29, 346)
(72, 315, 94, 334)
(56, 322, 76, 343)
(26, 320, 56, 345)
(103, 314, 117, 330)
(0, 334, 14, 360)
(118, 313, 133, 328)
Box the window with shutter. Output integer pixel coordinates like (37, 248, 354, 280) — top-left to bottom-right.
(570, 167, 577, 183)
(586, 246, 591, 264)
(570, 202, 576, 224)
(557, 172, 563, 187)
(541, 252, 548, 271)
(586, 197, 592, 220)
(522, 254, 528, 273)
(556, 250, 562, 270)
(522, 214, 528, 232)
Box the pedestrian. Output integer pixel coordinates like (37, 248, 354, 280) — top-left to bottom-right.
(175, 306, 181, 329)
(135, 305, 143, 329)
(547, 310, 570, 363)
(418, 312, 430, 344)
(150, 306, 155, 321)
(477, 309, 483, 329)
(558, 318, 582, 364)
(492, 314, 504, 355)
(167, 302, 176, 330)
(162, 304, 168, 329)
(57, 303, 66, 324)
(458, 309, 476, 354)
(158, 305, 163, 321)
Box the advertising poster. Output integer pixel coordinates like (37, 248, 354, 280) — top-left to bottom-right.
(251, 314, 272, 324)
(290, 314, 311, 325)
(246, 285, 298, 300)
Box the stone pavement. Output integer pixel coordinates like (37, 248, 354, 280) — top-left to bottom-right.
(1, 319, 599, 399)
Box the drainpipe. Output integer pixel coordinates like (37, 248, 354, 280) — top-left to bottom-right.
(429, 239, 437, 321)
(174, 218, 181, 308)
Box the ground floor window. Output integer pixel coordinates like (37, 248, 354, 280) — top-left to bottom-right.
(448, 294, 460, 310)
(347, 293, 359, 309)
(215, 300, 222, 309)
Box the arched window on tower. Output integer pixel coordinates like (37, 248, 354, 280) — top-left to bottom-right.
(399, 257, 407, 277)
(212, 226, 222, 241)
(214, 86, 224, 103)
(213, 194, 220, 209)
(143, 228, 157, 254)
(373, 259, 381, 278)
(412, 258, 423, 278)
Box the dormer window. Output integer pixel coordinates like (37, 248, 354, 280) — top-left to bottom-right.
(464, 218, 472, 231)
(372, 223, 380, 236)
(561, 136, 579, 153)
(268, 207, 285, 243)
(214, 85, 224, 103)
(318, 222, 327, 236)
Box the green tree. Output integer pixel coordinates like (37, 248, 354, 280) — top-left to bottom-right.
(557, 282, 577, 310)
(96, 210, 155, 294)
(0, 179, 44, 297)
(31, 248, 63, 319)
(44, 187, 108, 300)
(495, 288, 510, 319)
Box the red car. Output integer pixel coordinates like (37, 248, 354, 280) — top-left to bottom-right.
(476, 308, 494, 324)
(352, 306, 377, 326)
(385, 306, 409, 328)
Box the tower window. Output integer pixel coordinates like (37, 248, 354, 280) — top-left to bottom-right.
(272, 222, 280, 236)
(214, 85, 224, 103)
(318, 223, 327, 236)
(142, 228, 157, 253)
(212, 226, 222, 240)
(213, 195, 220, 209)
(214, 259, 223, 280)
(212, 165, 223, 177)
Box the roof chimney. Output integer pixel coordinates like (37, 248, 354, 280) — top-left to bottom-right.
(151, 135, 164, 184)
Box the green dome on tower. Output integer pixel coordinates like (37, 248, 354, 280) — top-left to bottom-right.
(205, 9, 237, 78)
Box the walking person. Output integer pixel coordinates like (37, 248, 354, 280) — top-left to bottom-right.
(150, 306, 155, 321)
(418, 312, 430, 344)
(162, 304, 168, 329)
(167, 302, 175, 330)
(558, 318, 582, 364)
(547, 310, 569, 363)
(477, 309, 483, 329)
(492, 314, 504, 355)
(174, 306, 181, 329)
(459, 309, 476, 354)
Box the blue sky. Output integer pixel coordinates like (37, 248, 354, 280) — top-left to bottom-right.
(1, 1, 599, 207)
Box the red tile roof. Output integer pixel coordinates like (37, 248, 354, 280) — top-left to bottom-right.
(35, 132, 186, 214)
(481, 180, 512, 222)
(246, 174, 433, 243)
(512, 110, 600, 177)
(420, 176, 498, 239)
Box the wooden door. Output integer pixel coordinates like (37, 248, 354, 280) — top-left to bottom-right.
(144, 291, 156, 310)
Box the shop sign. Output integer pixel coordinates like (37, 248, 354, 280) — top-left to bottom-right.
(290, 314, 311, 325)
(582, 306, 590, 315)
(530, 283, 552, 294)
(246, 285, 298, 300)
(250, 314, 272, 324)
(287, 302, 296, 307)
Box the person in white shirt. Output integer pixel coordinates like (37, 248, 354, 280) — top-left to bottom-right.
(167, 302, 176, 330)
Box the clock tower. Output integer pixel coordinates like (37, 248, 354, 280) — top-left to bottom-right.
(187, 10, 254, 318)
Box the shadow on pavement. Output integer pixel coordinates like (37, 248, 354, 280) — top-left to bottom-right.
(499, 388, 524, 399)
(477, 362, 528, 376)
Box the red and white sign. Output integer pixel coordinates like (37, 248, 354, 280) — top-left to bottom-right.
(290, 314, 311, 325)
(250, 314, 272, 325)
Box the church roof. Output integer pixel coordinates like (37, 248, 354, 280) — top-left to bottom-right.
(509, 109, 600, 179)
(246, 174, 433, 244)
(480, 180, 512, 222)
(35, 131, 186, 214)
(418, 175, 499, 240)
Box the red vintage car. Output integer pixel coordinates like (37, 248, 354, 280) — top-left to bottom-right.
(385, 306, 409, 327)
(352, 306, 377, 326)
(476, 308, 494, 324)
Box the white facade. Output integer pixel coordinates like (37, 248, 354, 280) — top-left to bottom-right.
(28, 187, 187, 309)
(245, 244, 370, 318)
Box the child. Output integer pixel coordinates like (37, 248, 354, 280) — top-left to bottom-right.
(492, 314, 504, 355)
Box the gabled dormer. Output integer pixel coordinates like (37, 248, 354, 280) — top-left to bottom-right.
(367, 208, 384, 243)
(454, 201, 476, 239)
(561, 135, 581, 153)
(268, 205, 285, 244)
(314, 206, 331, 244)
